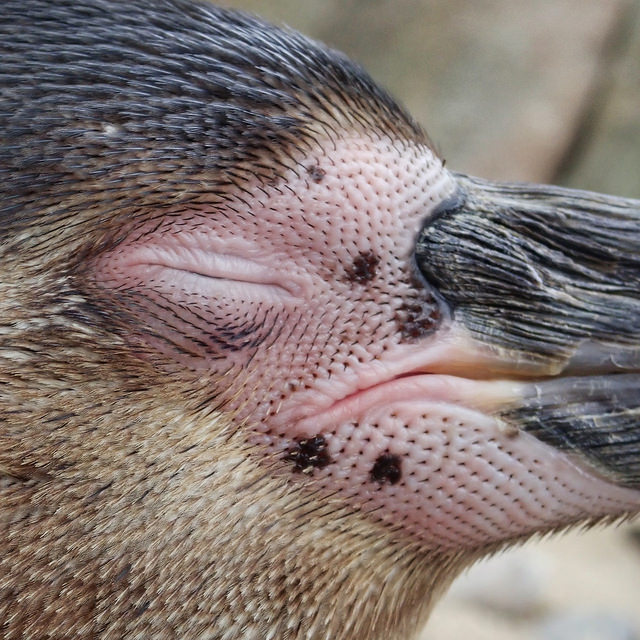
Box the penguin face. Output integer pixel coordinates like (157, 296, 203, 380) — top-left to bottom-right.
(92, 131, 640, 551)
(3, 0, 639, 558)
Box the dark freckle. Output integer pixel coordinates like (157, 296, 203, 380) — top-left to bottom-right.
(371, 453, 402, 485)
(346, 251, 380, 284)
(307, 164, 326, 183)
(396, 296, 440, 340)
(285, 435, 332, 473)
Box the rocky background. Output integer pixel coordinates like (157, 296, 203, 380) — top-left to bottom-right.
(219, 1, 640, 638)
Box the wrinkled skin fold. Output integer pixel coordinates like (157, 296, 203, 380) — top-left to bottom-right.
(416, 176, 640, 489)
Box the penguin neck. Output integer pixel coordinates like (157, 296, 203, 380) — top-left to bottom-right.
(0, 283, 466, 640)
(0, 353, 464, 639)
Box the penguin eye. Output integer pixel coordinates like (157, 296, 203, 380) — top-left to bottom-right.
(112, 243, 302, 303)
(92, 228, 307, 360)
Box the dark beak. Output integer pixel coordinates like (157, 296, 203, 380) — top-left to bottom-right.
(415, 174, 640, 490)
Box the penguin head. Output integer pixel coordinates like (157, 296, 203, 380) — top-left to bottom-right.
(1, 2, 639, 636)
(4, 0, 639, 550)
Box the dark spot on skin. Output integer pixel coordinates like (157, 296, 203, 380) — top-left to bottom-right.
(307, 164, 326, 183)
(371, 452, 402, 485)
(285, 435, 332, 473)
(346, 251, 380, 284)
(396, 297, 441, 340)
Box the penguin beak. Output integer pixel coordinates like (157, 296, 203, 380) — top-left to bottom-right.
(415, 174, 640, 490)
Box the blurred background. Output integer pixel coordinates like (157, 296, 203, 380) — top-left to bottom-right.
(222, 0, 640, 197)
(218, 1, 640, 639)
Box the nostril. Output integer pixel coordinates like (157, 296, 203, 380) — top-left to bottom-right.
(404, 194, 464, 337)
(414, 189, 466, 287)
(424, 190, 467, 226)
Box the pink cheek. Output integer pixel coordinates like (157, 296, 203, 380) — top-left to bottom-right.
(91, 135, 453, 405)
(274, 399, 636, 550)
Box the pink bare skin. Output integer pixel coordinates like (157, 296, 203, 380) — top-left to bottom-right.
(95, 135, 640, 550)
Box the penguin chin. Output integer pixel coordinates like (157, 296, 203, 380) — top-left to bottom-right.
(270, 369, 639, 551)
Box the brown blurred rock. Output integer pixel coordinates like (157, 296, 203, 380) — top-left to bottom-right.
(424, 527, 640, 640)
(561, 1, 640, 197)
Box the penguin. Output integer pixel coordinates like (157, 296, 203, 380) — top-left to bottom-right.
(0, 1, 638, 639)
